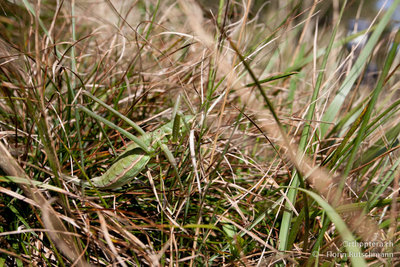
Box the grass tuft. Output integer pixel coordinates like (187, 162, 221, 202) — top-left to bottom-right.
(0, 0, 399, 266)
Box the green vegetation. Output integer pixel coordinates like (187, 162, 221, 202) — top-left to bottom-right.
(0, 0, 399, 265)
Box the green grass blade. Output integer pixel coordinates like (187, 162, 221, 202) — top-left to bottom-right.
(297, 188, 367, 267)
(320, 0, 400, 137)
(78, 105, 150, 154)
(82, 91, 146, 136)
(337, 29, 400, 201)
(278, 0, 347, 252)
